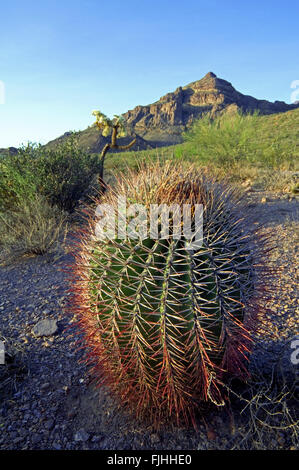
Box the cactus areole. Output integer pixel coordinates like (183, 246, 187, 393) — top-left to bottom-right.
(69, 163, 273, 428)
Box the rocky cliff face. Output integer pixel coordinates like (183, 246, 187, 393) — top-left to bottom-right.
(123, 72, 299, 146)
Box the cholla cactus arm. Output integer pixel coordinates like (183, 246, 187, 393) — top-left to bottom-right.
(92, 110, 136, 186)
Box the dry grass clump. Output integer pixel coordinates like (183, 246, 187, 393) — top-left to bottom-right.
(0, 194, 68, 265)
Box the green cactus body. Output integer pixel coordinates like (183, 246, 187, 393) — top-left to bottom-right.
(70, 163, 268, 427)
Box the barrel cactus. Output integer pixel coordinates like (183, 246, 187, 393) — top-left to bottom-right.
(69, 162, 272, 427)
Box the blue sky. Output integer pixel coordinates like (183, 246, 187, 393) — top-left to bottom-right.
(0, 0, 298, 148)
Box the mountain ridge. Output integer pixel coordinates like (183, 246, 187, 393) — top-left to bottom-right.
(3, 72, 298, 154)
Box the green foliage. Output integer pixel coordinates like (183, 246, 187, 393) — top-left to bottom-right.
(181, 111, 260, 167)
(180, 108, 298, 169)
(0, 137, 100, 212)
(0, 155, 37, 212)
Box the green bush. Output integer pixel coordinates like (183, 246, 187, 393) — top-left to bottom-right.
(0, 137, 101, 213)
(181, 111, 260, 167)
(179, 109, 298, 170)
(0, 155, 36, 212)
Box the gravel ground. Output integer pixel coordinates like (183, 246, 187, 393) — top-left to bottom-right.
(0, 192, 298, 450)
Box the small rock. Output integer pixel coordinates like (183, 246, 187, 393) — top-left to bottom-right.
(31, 433, 42, 445)
(74, 429, 90, 442)
(32, 319, 58, 337)
(40, 382, 50, 391)
(13, 437, 24, 444)
(150, 433, 160, 444)
(44, 419, 55, 430)
(261, 196, 267, 203)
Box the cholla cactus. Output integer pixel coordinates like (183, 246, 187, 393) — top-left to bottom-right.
(69, 162, 275, 428)
(92, 110, 136, 183)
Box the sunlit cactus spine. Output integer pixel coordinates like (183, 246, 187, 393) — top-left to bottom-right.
(69, 162, 274, 428)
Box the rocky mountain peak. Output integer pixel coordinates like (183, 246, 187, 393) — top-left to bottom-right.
(205, 71, 217, 78)
(123, 72, 299, 147)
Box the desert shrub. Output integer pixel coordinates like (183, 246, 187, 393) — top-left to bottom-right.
(180, 109, 299, 170)
(0, 194, 68, 264)
(181, 111, 260, 167)
(19, 138, 101, 211)
(0, 137, 101, 213)
(0, 155, 37, 212)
